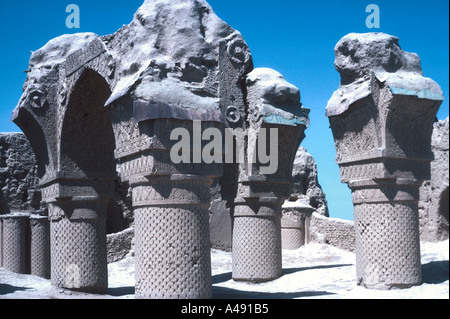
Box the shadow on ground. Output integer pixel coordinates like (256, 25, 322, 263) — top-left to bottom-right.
(422, 260, 449, 284)
(0, 284, 31, 296)
(107, 286, 135, 297)
(282, 263, 353, 276)
(212, 263, 353, 285)
(211, 264, 353, 299)
(212, 286, 335, 299)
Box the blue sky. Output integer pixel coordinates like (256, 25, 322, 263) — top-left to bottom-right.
(0, 0, 448, 221)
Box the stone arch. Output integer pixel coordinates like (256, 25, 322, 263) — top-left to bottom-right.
(12, 107, 51, 180)
(49, 68, 117, 293)
(59, 68, 116, 178)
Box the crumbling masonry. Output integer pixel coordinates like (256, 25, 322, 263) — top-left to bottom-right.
(326, 33, 443, 289)
(1, 0, 445, 298)
(9, 0, 308, 298)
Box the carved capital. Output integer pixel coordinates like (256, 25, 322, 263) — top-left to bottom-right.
(130, 175, 213, 208)
(40, 175, 115, 203)
(48, 196, 110, 221)
(327, 33, 443, 188)
(349, 179, 421, 205)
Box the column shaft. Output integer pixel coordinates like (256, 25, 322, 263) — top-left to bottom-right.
(281, 211, 306, 250)
(352, 184, 422, 288)
(30, 216, 51, 279)
(232, 203, 282, 282)
(50, 218, 107, 293)
(132, 176, 213, 299)
(48, 197, 109, 293)
(135, 206, 211, 298)
(1, 214, 30, 274)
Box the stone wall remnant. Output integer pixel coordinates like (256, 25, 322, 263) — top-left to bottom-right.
(419, 117, 449, 241)
(308, 212, 355, 252)
(0, 133, 42, 214)
(326, 32, 443, 289)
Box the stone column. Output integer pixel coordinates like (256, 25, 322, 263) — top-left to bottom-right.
(132, 175, 214, 298)
(326, 33, 443, 289)
(230, 68, 310, 282)
(1, 213, 30, 274)
(232, 197, 283, 282)
(281, 199, 315, 250)
(42, 177, 113, 293)
(349, 180, 424, 288)
(29, 215, 50, 279)
(110, 100, 224, 298)
(47, 196, 109, 293)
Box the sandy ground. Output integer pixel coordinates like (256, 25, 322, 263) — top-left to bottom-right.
(0, 240, 448, 299)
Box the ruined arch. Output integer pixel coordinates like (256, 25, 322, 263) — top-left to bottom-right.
(60, 68, 116, 177)
(47, 68, 117, 293)
(12, 107, 51, 180)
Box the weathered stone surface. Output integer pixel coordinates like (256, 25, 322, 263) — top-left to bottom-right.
(327, 33, 443, 117)
(0, 133, 42, 214)
(279, 145, 329, 250)
(290, 147, 328, 216)
(104, 0, 248, 115)
(309, 212, 355, 252)
(327, 32, 443, 290)
(245, 68, 305, 123)
(209, 200, 232, 251)
(210, 146, 327, 251)
(106, 227, 134, 264)
(419, 117, 449, 242)
(230, 67, 309, 283)
(0, 133, 131, 233)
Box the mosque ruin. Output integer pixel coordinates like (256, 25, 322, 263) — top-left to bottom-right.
(1, 0, 446, 298)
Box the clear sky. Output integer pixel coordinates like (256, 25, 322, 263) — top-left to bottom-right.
(0, 0, 448, 221)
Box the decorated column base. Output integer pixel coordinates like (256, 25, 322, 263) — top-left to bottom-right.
(132, 175, 213, 299)
(30, 215, 50, 279)
(351, 180, 422, 289)
(232, 200, 282, 282)
(48, 197, 109, 294)
(281, 200, 315, 250)
(1, 213, 30, 274)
